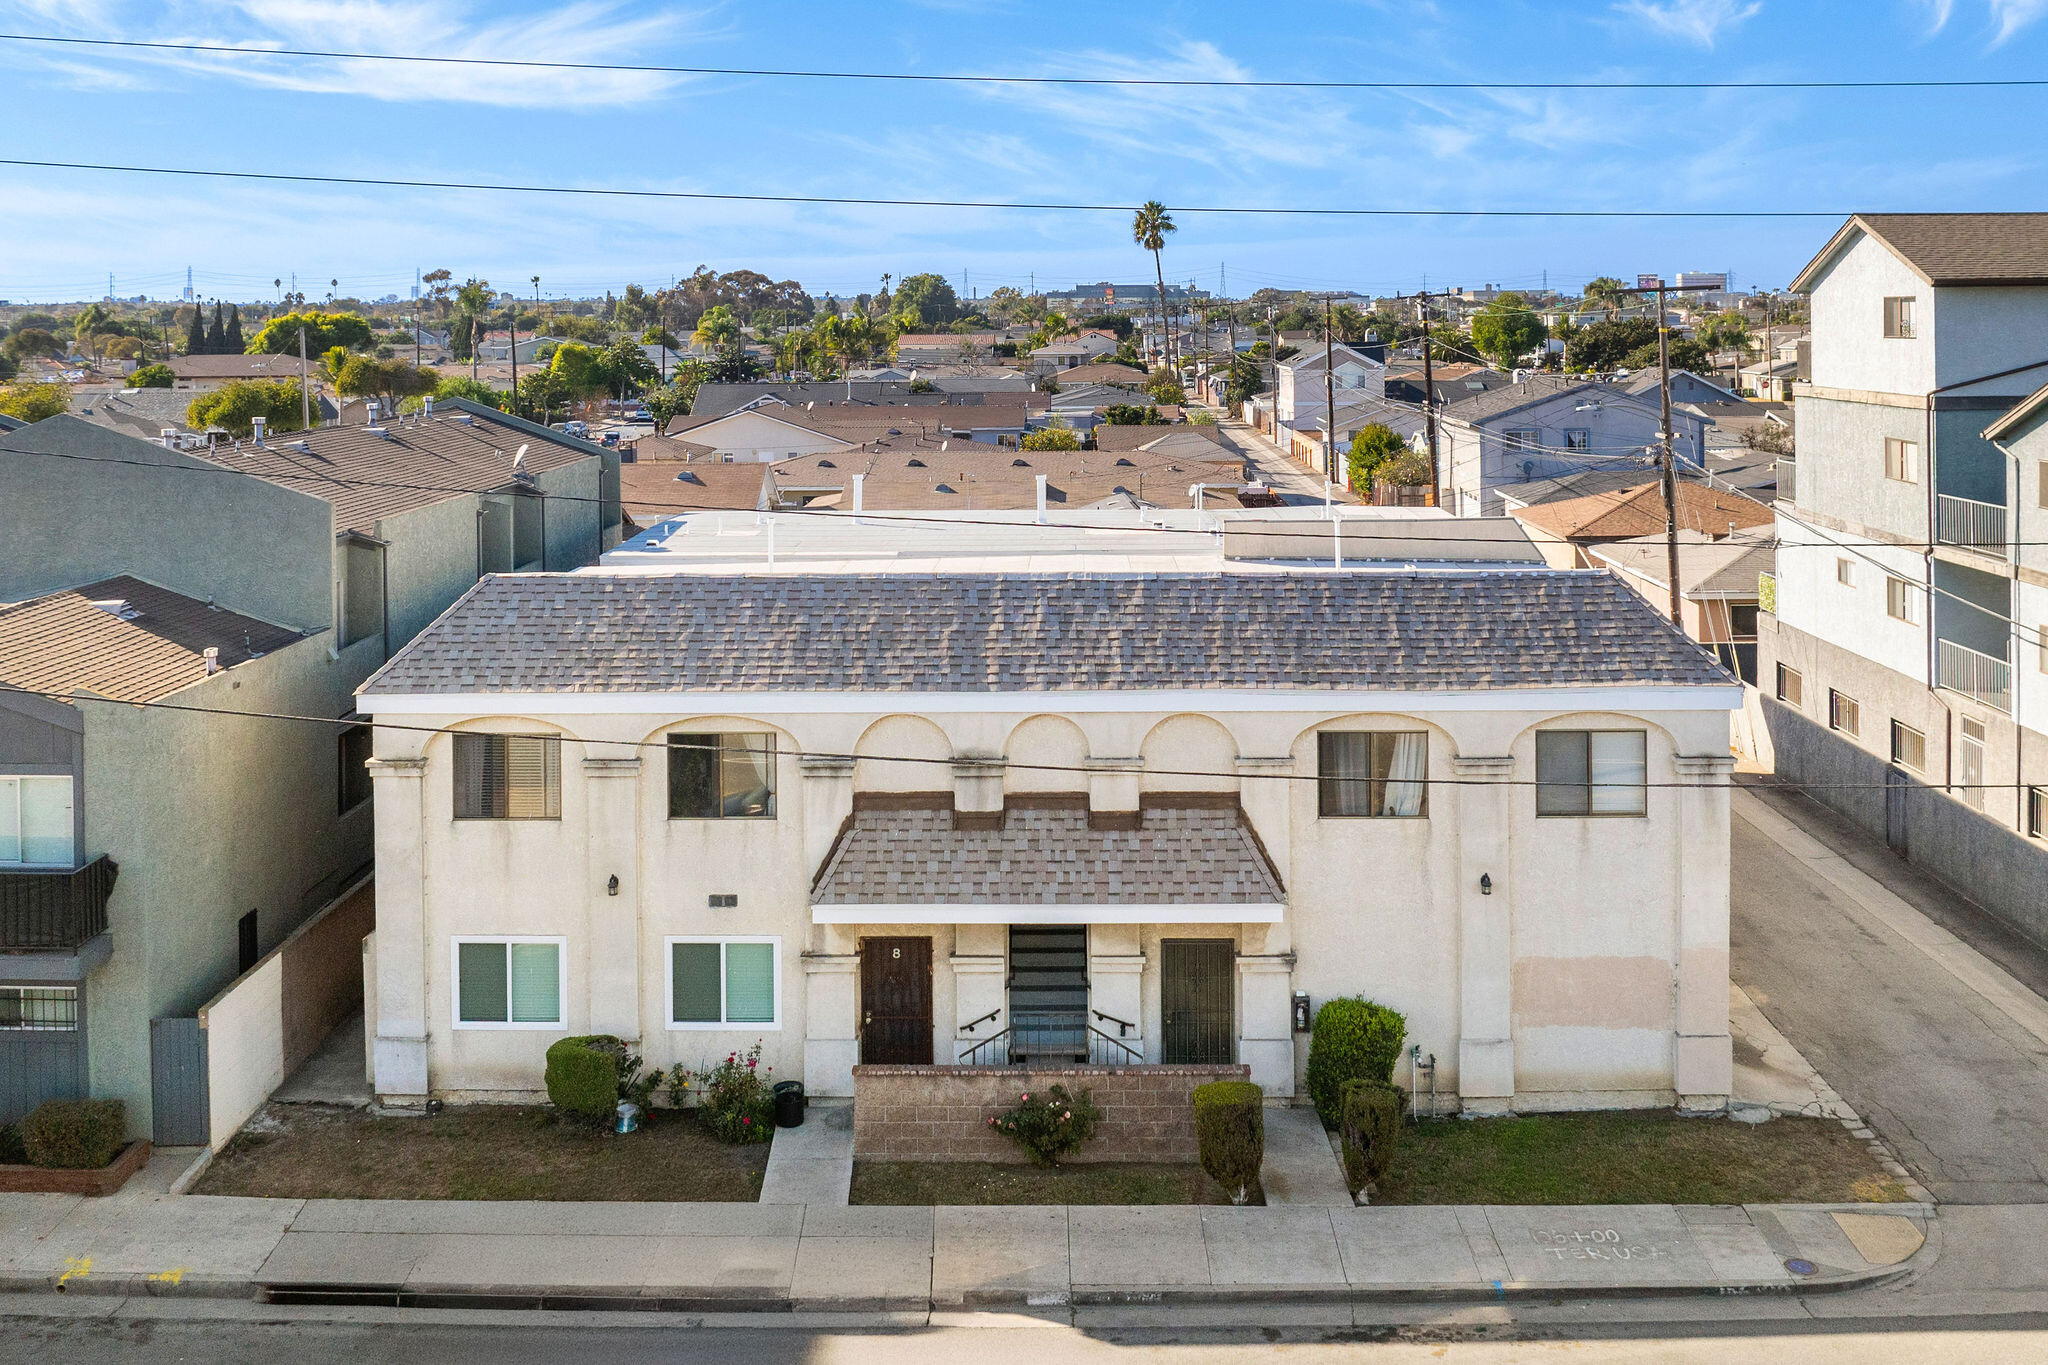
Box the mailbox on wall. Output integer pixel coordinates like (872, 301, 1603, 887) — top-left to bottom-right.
(1291, 991, 1312, 1034)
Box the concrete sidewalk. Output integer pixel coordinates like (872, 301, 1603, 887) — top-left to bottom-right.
(0, 1149, 1932, 1312)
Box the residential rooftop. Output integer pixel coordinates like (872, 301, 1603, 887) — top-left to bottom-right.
(1510, 480, 1775, 541)
(1791, 212, 2048, 291)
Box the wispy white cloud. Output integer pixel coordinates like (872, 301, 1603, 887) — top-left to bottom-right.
(1919, 0, 2048, 42)
(1614, 0, 1763, 47)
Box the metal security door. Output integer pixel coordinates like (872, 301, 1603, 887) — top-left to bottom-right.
(1161, 939, 1235, 1065)
(1884, 768, 1909, 856)
(860, 937, 933, 1064)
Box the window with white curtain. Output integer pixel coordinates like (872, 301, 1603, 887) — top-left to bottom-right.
(0, 775, 74, 866)
(1317, 732, 1428, 818)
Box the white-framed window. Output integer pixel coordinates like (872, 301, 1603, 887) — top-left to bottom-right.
(1565, 429, 1591, 451)
(1886, 576, 1919, 623)
(1836, 557, 1856, 587)
(1890, 720, 1926, 772)
(1775, 663, 1804, 708)
(0, 985, 78, 1031)
(1829, 689, 1861, 737)
(1506, 428, 1541, 451)
(1884, 437, 1919, 484)
(1883, 296, 1917, 339)
(1535, 730, 1648, 817)
(2030, 786, 2047, 840)
(0, 775, 73, 867)
(666, 936, 781, 1030)
(451, 936, 565, 1028)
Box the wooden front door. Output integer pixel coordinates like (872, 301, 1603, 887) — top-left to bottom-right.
(860, 936, 933, 1064)
(1161, 939, 1235, 1065)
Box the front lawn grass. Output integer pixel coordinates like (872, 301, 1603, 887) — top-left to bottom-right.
(852, 1160, 1258, 1206)
(194, 1103, 767, 1201)
(1374, 1111, 1911, 1206)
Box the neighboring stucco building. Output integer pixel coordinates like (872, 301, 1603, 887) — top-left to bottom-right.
(1436, 376, 1710, 517)
(356, 570, 1740, 1116)
(1762, 213, 2048, 945)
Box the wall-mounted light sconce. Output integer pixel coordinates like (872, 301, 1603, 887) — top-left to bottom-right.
(1479, 873, 1493, 896)
(606, 875, 620, 897)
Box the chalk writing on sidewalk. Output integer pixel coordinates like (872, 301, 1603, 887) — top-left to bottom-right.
(1531, 1228, 1671, 1262)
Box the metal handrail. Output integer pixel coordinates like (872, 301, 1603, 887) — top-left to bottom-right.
(1086, 1026, 1143, 1064)
(1091, 1009, 1137, 1036)
(960, 1008, 1001, 1034)
(957, 1027, 1012, 1065)
(1936, 637, 2012, 713)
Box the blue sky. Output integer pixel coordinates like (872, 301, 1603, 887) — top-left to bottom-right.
(2, 0, 2045, 304)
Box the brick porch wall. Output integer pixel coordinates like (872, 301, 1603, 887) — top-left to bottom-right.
(851, 1063, 1249, 1163)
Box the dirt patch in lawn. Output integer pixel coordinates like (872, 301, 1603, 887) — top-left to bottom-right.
(1374, 1111, 1912, 1206)
(194, 1103, 768, 1202)
(851, 1161, 1259, 1205)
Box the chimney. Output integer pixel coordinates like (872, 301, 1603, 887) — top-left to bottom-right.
(1035, 474, 1047, 524)
(365, 399, 380, 423)
(422, 395, 434, 417)
(852, 473, 864, 517)
(251, 415, 266, 445)
(202, 647, 221, 676)
(159, 428, 177, 449)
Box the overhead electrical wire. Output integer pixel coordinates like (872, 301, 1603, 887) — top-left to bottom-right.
(3, 33, 2045, 93)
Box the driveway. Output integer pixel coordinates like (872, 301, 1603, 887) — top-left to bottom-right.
(1210, 416, 1359, 506)
(1731, 782, 2048, 1203)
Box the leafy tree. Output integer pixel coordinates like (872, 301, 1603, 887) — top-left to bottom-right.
(892, 272, 960, 327)
(186, 379, 310, 436)
(641, 325, 681, 350)
(1101, 403, 1165, 426)
(985, 286, 1024, 326)
(1082, 312, 1136, 341)
(1376, 449, 1433, 490)
(1582, 276, 1630, 310)
(72, 303, 110, 344)
(1563, 317, 1658, 372)
(1347, 422, 1406, 496)
(1, 328, 62, 363)
(224, 304, 245, 353)
(1132, 200, 1178, 365)
(244, 310, 375, 356)
(692, 304, 741, 348)
(430, 375, 507, 408)
(102, 335, 143, 361)
(204, 302, 226, 354)
(184, 307, 207, 356)
(334, 356, 438, 407)
(1145, 369, 1187, 405)
(127, 362, 175, 388)
(598, 337, 658, 396)
(0, 353, 15, 382)
(1223, 353, 1266, 407)
(422, 268, 454, 315)
(0, 382, 70, 422)
(1469, 292, 1547, 369)
(513, 367, 569, 425)
(704, 340, 762, 384)
(1021, 423, 1081, 451)
(547, 341, 609, 399)
(1620, 337, 1713, 373)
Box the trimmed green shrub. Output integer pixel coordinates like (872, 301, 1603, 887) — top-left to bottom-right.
(545, 1035, 624, 1124)
(1338, 1079, 1404, 1200)
(989, 1084, 1101, 1167)
(21, 1099, 126, 1169)
(0, 1122, 26, 1165)
(1192, 1081, 1264, 1204)
(1305, 996, 1407, 1125)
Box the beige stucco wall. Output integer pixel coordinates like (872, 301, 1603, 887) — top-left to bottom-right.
(366, 696, 1735, 1113)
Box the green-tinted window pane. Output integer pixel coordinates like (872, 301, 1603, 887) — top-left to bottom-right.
(508, 943, 560, 1023)
(668, 736, 718, 818)
(458, 941, 508, 1022)
(724, 943, 775, 1024)
(672, 942, 722, 1023)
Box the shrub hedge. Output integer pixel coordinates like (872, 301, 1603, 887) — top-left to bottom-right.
(1305, 996, 1407, 1125)
(1338, 1079, 1404, 1199)
(21, 1099, 126, 1169)
(1192, 1081, 1264, 1204)
(0, 1122, 26, 1165)
(545, 1035, 623, 1124)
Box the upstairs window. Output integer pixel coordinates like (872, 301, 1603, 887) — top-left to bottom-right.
(453, 733, 561, 819)
(1886, 576, 1920, 624)
(0, 775, 73, 866)
(1317, 732, 1428, 818)
(1535, 731, 1647, 817)
(338, 719, 372, 814)
(1505, 428, 1541, 451)
(1565, 429, 1591, 451)
(1837, 558, 1856, 587)
(1884, 438, 1919, 484)
(668, 734, 776, 819)
(1883, 296, 1917, 339)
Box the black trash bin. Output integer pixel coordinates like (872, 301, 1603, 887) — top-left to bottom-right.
(774, 1080, 806, 1128)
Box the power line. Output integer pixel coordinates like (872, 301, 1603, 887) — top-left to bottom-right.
(0, 159, 1863, 218)
(5, 34, 2046, 93)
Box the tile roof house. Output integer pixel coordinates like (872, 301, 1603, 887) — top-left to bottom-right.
(356, 565, 1740, 1114)
(0, 401, 620, 1142)
(1509, 479, 1773, 568)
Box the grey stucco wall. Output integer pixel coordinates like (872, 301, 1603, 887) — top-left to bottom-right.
(1791, 395, 1931, 540)
(0, 417, 333, 630)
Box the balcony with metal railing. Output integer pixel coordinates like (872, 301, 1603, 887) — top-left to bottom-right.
(0, 854, 118, 952)
(1936, 494, 2008, 560)
(1937, 638, 2012, 713)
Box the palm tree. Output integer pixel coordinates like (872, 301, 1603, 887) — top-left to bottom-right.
(1132, 201, 1177, 370)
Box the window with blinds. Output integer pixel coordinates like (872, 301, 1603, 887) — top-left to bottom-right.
(1535, 731, 1648, 817)
(453, 938, 563, 1027)
(667, 734, 777, 819)
(453, 733, 561, 819)
(669, 938, 779, 1028)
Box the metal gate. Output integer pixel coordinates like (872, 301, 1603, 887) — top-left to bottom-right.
(1161, 939, 1235, 1065)
(0, 984, 86, 1125)
(1884, 768, 1910, 856)
(149, 1017, 210, 1146)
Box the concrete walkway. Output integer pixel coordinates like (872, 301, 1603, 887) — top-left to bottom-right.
(273, 1011, 370, 1108)
(758, 1102, 853, 1206)
(1258, 1105, 1353, 1206)
(0, 1147, 1931, 1311)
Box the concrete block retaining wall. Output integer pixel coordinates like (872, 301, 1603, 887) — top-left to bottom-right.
(851, 1063, 1249, 1163)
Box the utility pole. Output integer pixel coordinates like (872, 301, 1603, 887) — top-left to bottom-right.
(298, 325, 311, 430)
(1266, 305, 1279, 437)
(1418, 291, 1439, 508)
(1619, 279, 1718, 626)
(1322, 295, 1338, 486)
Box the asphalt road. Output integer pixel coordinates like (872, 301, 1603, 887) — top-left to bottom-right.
(1731, 785, 2048, 1203)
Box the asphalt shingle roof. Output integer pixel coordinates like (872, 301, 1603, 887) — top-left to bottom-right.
(812, 802, 1285, 906)
(1793, 213, 2048, 290)
(360, 570, 1735, 696)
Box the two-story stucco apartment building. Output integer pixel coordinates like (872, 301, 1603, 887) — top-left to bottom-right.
(356, 565, 1741, 1116)
(1, 401, 622, 1139)
(1762, 214, 2048, 945)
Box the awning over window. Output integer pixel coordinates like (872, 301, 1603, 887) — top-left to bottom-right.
(810, 799, 1285, 926)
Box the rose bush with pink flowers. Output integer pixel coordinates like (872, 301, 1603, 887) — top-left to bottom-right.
(669, 1042, 774, 1144)
(988, 1083, 1101, 1166)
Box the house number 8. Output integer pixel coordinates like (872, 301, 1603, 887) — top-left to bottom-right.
(892, 947, 901, 959)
